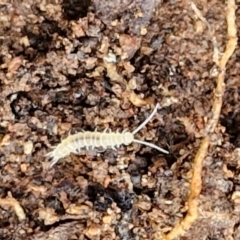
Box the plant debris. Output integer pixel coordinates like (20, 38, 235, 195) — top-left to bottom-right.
(0, 0, 239, 239)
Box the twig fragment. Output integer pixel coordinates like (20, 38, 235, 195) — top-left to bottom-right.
(206, 0, 237, 133)
(0, 193, 26, 221)
(162, 1, 237, 239)
(163, 137, 209, 239)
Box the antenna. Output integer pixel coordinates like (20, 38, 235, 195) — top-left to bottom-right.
(132, 103, 169, 154)
(133, 139, 169, 154)
(132, 103, 160, 135)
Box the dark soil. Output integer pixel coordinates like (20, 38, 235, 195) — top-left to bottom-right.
(0, 0, 239, 239)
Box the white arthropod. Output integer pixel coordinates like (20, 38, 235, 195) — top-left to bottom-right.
(46, 103, 169, 167)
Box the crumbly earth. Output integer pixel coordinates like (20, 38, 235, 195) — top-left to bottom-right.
(0, 0, 239, 239)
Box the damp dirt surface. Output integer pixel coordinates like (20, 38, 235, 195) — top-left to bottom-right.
(0, 0, 239, 239)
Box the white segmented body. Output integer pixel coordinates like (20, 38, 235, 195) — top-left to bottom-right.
(46, 104, 169, 167)
(46, 131, 134, 167)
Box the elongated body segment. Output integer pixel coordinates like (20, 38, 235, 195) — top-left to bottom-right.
(46, 104, 169, 167)
(46, 131, 134, 167)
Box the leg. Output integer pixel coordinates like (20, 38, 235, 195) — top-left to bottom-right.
(111, 146, 117, 151)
